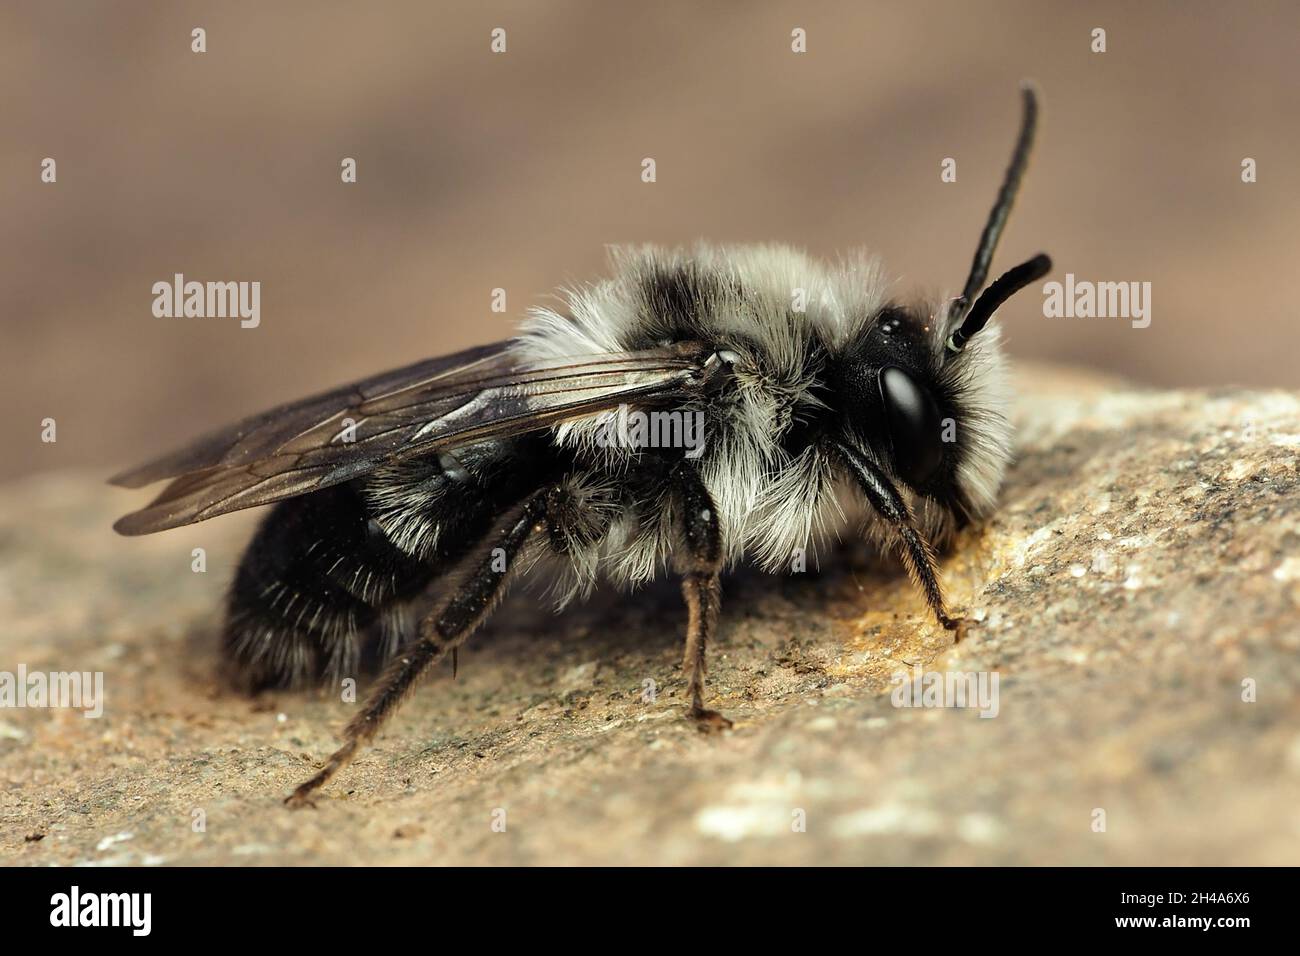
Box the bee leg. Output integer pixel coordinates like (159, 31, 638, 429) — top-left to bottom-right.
(672, 462, 732, 732)
(832, 441, 964, 633)
(285, 492, 548, 807)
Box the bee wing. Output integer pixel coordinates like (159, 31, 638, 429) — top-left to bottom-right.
(112, 339, 712, 535)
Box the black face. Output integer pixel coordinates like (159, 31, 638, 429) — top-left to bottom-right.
(828, 305, 958, 498)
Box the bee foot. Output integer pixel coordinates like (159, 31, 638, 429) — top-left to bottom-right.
(284, 780, 322, 810)
(944, 615, 980, 644)
(690, 706, 734, 733)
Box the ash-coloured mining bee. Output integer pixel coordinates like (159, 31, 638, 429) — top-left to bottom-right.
(113, 87, 1051, 805)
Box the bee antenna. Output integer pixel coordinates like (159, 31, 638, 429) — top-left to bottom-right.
(946, 253, 1052, 352)
(946, 83, 1041, 332)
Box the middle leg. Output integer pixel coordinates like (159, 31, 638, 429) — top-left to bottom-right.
(670, 461, 732, 731)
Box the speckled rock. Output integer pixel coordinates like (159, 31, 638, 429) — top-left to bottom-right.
(1, 364, 1297, 865)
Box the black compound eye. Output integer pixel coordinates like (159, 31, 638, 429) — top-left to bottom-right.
(878, 366, 945, 486)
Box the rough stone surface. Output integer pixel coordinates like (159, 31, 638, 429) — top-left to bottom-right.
(2, 364, 1298, 866)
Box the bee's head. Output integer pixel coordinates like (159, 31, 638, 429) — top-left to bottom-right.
(834, 83, 1052, 529)
(832, 307, 966, 509)
(833, 248, 1049, 527)
(832, 298, 1021, 532)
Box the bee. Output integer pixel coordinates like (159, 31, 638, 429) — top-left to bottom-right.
(113, 87, 1051, 806)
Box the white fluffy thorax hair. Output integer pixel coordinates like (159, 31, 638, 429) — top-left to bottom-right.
(516, 242, 1012, 597)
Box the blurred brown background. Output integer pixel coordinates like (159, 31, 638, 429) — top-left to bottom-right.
(3, 0, 1297, 482)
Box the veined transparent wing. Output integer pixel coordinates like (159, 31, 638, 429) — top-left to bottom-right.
(111, 339, 712, 535)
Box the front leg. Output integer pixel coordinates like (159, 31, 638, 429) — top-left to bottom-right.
(832, 440, 965, 635)
(671, 462, 732, 731)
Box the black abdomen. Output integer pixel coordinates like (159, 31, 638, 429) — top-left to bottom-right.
(223, 438, 556, 690)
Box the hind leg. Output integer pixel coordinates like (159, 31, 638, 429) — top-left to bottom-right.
(225, 444, 551, 690)
(285, 491, 549, 806)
